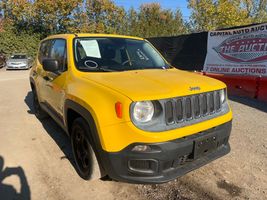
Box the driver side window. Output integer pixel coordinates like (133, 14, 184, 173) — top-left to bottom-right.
(50, 39, 67, 72)
(38, 39, 67, 72)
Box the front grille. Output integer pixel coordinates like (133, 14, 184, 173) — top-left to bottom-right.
(194, 95, 201, 117)
(165, 101, 174, 124)
(164, 91, 222, 125)
(176, 99, 183, 121)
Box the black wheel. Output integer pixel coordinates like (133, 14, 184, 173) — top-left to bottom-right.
(71, 117, 94, 180)
(32, 88, 49, 119)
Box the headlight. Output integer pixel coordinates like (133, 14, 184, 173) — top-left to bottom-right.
(22, 61, 27, 64)
(220, 89, 226, 104)
(132, 101, 154, 123)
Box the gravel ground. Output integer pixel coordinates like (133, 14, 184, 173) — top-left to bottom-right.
(0, 69, 266, 200)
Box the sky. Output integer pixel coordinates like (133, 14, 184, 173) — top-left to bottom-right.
(113, 0, 191, 20)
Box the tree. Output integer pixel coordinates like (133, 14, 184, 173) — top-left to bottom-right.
(188, 0, 254, 31)
(1, 0, 33, 32)
(0, 13, 3, 32)
(84, 0, 127, 34)
(127, 3, 188, 37)
(1, 0, 82, 35)
(0, 0, 188, 37)
(0, 29, 41, 56)
(215, 0, 252, 29)
(33, 0, 82, 35)
(126, 7, 138, 35)
(242, 0, 267, 23)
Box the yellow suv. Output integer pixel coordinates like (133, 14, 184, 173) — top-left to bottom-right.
(29, 34, 232, 184)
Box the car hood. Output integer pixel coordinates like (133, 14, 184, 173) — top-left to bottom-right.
(82, 68, 226, 101)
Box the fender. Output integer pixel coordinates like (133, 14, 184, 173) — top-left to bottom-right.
(64, 99, 107, 178)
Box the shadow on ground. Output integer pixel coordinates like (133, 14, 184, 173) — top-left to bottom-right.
(229, 95, 267, 113)
(0, 155, 31, 200)
(24, 91, 75, 168)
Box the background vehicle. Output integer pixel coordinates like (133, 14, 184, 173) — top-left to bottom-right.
(30, 34, 232, 184)
(6, 54, 32, 70)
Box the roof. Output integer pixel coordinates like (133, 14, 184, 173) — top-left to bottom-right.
(43, 33, 144, 41)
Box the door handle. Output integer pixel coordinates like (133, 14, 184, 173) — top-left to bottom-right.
(45, 84, 53, 89)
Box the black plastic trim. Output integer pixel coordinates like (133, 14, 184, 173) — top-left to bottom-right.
(64, 100, 107, 176)
(101, 120, 232, 184)
(39, 102, 67, 132)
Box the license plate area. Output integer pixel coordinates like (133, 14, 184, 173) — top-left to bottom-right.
(193, 134, 217, 159)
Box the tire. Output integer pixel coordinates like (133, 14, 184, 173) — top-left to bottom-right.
(32, 88, 49, 119)
(71, 117, 96, 180)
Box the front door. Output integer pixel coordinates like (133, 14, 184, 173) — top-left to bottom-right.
(42, 39, 68, 119)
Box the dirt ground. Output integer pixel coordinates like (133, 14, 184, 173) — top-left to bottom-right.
(0, 69, 266, 200)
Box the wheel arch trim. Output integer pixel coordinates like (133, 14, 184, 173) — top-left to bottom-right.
(29, 77, 35, 88)
(64, 99, 107, 176)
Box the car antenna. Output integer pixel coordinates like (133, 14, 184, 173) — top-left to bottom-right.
(74, 33, 78, 37)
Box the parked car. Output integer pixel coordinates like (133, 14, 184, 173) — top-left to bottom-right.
(0, 51, 6, 68)
(6, 54, 32, 70)
(30, 34, 233, 184)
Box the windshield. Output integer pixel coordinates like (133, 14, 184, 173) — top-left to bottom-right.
(74, 37, 169, 72)
(11, 55, 27, 59)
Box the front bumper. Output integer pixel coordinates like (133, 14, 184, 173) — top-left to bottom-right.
(6, 65, 29, 69)
(101, 121, 232, 184)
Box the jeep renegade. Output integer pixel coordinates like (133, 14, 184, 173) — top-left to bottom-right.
(29, 34, 232, 184)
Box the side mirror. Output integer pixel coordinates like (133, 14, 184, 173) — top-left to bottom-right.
(43, 59, 59, 72)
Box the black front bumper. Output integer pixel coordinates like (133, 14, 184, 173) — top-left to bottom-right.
(101, 121, 232, 184)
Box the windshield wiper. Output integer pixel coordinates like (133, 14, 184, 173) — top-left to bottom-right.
(79, 66, 117, 72)
(134, 66, 167, 70)
(98, 66, 120, 72)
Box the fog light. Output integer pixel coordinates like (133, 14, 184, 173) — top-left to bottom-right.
(128, 159, 158, 174)
(132, 145, 151, 152)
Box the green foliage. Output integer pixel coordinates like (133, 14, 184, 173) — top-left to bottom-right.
(65, 1, 187, 37)
(1, 0, 266, 57)
(127, 3, 188, 37)
(1, 0, 188, 37)
(85, 0, 127, 34)
(188, 0, 267, 31)
(0, 0, 189, 56)
(0, 29, 41, 57)
(33, 0, 82, 35)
